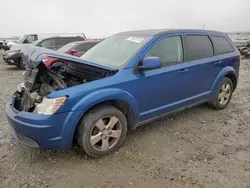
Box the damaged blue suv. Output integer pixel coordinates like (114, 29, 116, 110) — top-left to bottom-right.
(5, 29, 240, 157)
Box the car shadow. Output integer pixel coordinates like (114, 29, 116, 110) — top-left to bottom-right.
(3, 66, 23, 71)
(18, 103, 211, 162)
(127, 103, 210, 136)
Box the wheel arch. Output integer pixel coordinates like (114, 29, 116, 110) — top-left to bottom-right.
(211, 66, 237, 99)
(224, 72, 237, 91)
(77, 99, 135, 129)
(63, 88, 140, 147)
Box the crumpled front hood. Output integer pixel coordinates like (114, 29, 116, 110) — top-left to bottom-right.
(20, 46, 118, 71)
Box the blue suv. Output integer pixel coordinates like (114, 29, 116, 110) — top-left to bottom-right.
(5, 29, 240, 157)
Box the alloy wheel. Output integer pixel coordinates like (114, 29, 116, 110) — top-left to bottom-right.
(218, 83, 231, 105)
(90, 116, 122, 151)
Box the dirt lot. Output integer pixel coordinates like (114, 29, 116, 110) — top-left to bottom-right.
(0, 50, 249, 188)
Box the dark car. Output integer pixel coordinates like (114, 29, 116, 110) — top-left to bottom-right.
(43, 40, 101, 68)
(232, 33, 250, 48)
(2, 36, 85, 69)
(5, 33, 86, 50)
(5, 29, 240, 158)
(0, 41, 4, 49)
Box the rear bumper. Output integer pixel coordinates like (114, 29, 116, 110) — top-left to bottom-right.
(5, 93, 83, 149)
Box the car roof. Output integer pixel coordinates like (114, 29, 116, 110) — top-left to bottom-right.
(24, 33, 86, 39)
(116, 29, 226, 37)
(42, 36, 84, 40)
(70, 39, 102, 45)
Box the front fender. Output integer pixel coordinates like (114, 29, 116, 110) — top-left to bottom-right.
(210, 66, 236, 99)
(61, 88, 140, 147)
(72, 88, 140, 124)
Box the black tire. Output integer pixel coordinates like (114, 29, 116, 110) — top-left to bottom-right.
(19, 58, 26, 70)
(77, 105, 127, 158)
(212, 77, 233, 110)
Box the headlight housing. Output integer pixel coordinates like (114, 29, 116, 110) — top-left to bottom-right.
(34, 96, 67, 115)
(7, 50, 20, 56)
(7, 52, 17, 56)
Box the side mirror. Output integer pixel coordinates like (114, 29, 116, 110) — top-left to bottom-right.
(138, 56, 162, 71)
(69, 49, 77, 55)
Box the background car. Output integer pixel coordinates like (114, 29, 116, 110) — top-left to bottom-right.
(5, 29, 240, 158)
(2, 38, 19, 51)
(43, 39, 102, 68)
(6, 33, 86, 49)
(0, 41, 4, 49)
(3, 36, 85, 69)
(232, 33, 250, 47)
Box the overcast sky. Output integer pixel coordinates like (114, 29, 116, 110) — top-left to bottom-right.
(1, 0, 250, 38)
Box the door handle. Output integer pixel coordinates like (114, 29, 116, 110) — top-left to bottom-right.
(178, 68, 189, 73)
(214, 61, 223, 65)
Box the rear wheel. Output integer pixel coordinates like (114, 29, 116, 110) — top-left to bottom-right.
(212, 77, 233, 110)
(77, 105, 127, 158)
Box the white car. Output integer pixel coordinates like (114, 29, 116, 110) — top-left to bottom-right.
(8, 33, 86, 49)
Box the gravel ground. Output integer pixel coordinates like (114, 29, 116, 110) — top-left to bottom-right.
(0, 50, 250, 188)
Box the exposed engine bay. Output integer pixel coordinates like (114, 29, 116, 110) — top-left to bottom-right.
(14, 61, 116, 112)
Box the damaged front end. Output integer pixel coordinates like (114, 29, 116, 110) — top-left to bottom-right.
(14, 47, 117, 113)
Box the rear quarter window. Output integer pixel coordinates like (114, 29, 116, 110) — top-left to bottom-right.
(184, 35, 214, 61)
(210, 36, 234, 55)
(38, 39, 55, 48)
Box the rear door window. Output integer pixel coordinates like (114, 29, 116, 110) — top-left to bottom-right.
(38, 39, 55, 48)
(55, 38, 70, 47)
(210, 36, 234, 55)
(55, 37, 83, 48)
(75, 43, 97, 52)
(69, 37, 84, 42)
(184, 35, 214, 61)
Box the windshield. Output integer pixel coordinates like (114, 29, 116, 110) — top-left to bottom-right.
(32, 40, 42, 46)
(16, 35, 28, 44)
(57, 42, 77, 53)
(80, 35, 151, 69)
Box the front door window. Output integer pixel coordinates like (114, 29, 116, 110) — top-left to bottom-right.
(145, 36, 183, 67)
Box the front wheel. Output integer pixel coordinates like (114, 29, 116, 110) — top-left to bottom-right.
(19, 58, 26, 69)
(77, 105, 127, 158)
(212, 77, 233, 110)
